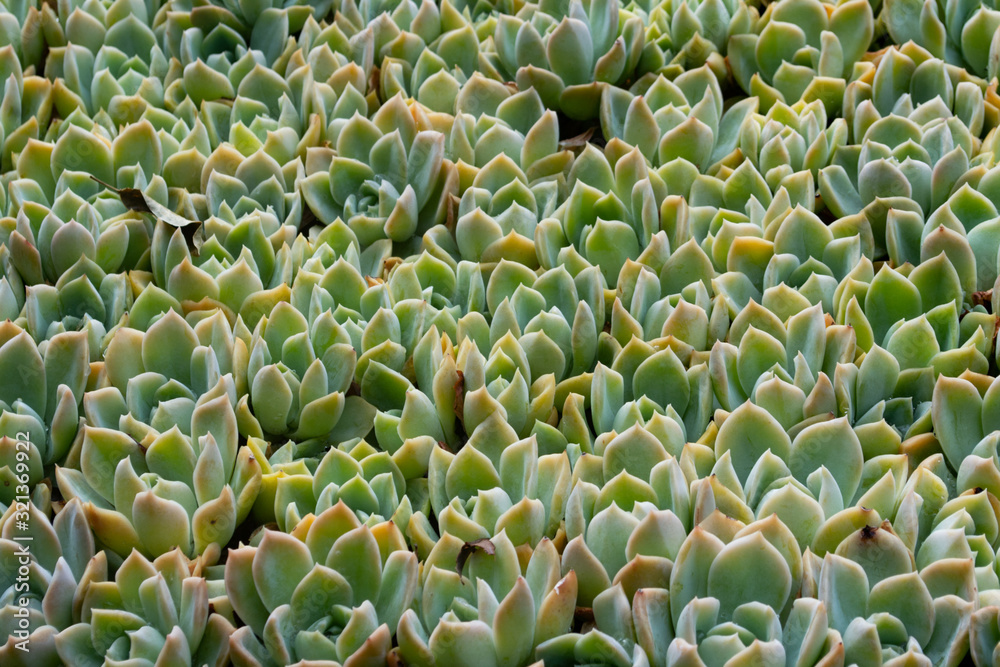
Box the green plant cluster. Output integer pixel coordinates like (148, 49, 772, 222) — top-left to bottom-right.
(2, 0, 1000, 665)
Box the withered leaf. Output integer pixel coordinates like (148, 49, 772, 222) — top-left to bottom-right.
(558, 126, 595, 150)
(456, 537, 495, 575)
(368, 64, 382, 100)
(452, 369, 465, 421)
(445, 193, 460, 232)
(387, 649, 407, 667)
(572, 606, 596, 632)
(971, 290, 993, 311)
(91, 175, 204, 255)
(298, 195, 324, 238)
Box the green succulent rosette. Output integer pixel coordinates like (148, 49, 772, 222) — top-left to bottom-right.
(728, 0, 875, 113)
(491, 0, 649, 119)
(225, 501, 416, 666)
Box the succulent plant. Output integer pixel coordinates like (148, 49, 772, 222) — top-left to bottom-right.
(883, 0, 1000, 79)
(399, 530, 578, 667)
(24, 256, 130, 343)
(225, 501, 416, 666)
(557, 592, 848, 667)
(0, 46, 52, 171)
(728, 0, 875, 112)
(55, 413, 262, 560)
(53, 310, 266, 558)
(598, 65, 805, 171)
(0, 498, 230, 667)
(301, 109, 459, 249)
(0, 324, 87, 507)
(0, 498, 94, 666)
(54, 545, 235, 667)
(265, 436, 408, 532)
(5, 0, 1000, 663)
(7, 157, 153, 283)
(97, 300, 357, 438)
(491, 0, 649, 118)
(641, 0, 755, 71)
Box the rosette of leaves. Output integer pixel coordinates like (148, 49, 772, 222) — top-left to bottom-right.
(565, 501, 801, 618)
(801, 550, 975, 665)
(36, 0, 314, 82)
(554, 151, 811, 302)
(640, 0, 756, 71)
(577, 343, 710, 444)
(883, 0, 1000, 79)
(831, 256, 994, 377)
(89, 301, 358, 447)
(441, 86, 569, 169)
(336, 0, 502, 106)
(445, 159, 560, 265)
(243, 301, 358, 440)
(705, 353, 954, 525)
(821, 48, 996, 277)
(560, 495, 690, 606)
(845, 149, 1000, 295)
(441, 326, 559, 437)
(599, 65, 744, 168)
(418, 412, 572, 548)
(727, 0, 875, 113)
(841, 44, 990, 146)
(148, 207, 299, 320)
(678, 400, 987, 580)
(160, 0, 324, 68)
(0, 499, 96, 665)
(7, 139, 154, 283)
(26, 0, 160, 65)
(160, 28, 372, 134)
(819, 135, 983, 263)
(707, 299, 860, 401)
(540, 591, 846, 667)
(396, 530, 578, 667)
(285, 225, 460, 345)
(673, 198, 865, 325)
(369, 329, 519, 453)
(371, 251, 591, 371)
(0, 45, 52, 171)
(42, 37, 171, 123)
(301, 112, 459, 250)
(0, 324, 88, 508)
(54, 310, 263, 558)
(55, 408, 262, 560)
(491, 0, 648, 119)
(602, 65, 847, 177)
(545, 143, 670, 284)
(162, 137, 303, 226)
(54, 545, 235, 667)
(23, 255, 131, 344)
(225, 501, 417, 666)
(543, 509, 977, 665)
(264, 437, 408, 532)
(352, 299, 458, 411)
(628, 378, 960, 556)
(43, 32, 337, 142)
(482, 264, 604, 378)
(0, 502, 229, 666)
(736, 100, 848, 183)
(371, 321, 587, 490)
